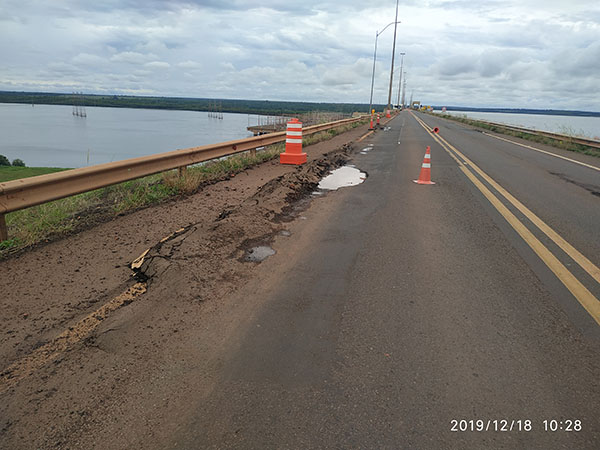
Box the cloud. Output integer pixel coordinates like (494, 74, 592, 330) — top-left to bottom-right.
(110, 52, 156, 64)
(554, 42, 600, 77)
(46, 62, 82, 76)
(220, 62, 235, 71)
(0, 0, 598, 110)
(437, 56, 478, 77)
(72, 53, 106, 66)
(321, 59, 372, 87)
(145, 61, 170, 69)
(177, 60, 202, 69)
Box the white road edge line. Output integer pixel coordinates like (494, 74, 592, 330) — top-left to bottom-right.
(482, 132, 600, 172)
(412, 112, 600, 285)
(411, 113, 600, 326)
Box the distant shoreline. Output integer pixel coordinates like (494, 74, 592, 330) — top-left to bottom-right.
(436, 106, 600, 117)
(0, 91, 381, 116)
(1, 91, 598, 117)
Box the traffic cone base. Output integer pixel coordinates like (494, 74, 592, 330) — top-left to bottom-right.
(413, 179, 435, 185)
(280, 152, 307, 165)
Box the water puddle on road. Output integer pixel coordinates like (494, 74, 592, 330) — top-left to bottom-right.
(317, 166, 367, 191)
(245, 246, 276, 262)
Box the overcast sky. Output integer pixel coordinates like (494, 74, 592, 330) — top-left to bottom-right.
(1, 0, 599, 110)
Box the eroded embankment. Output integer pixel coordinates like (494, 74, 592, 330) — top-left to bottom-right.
(132, 146, 352, 299)
(0, 122, 370, 449)
(0, 145, 353, 393)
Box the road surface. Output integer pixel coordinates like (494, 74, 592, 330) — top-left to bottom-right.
(1, 111, 599, 449)
(172, 111, 600, 448)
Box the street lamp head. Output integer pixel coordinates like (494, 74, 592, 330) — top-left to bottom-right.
(377, 20, 401, 36)
(369, 17, 402, 113)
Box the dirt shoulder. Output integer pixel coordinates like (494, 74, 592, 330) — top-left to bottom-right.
(0, 121, 376, 449)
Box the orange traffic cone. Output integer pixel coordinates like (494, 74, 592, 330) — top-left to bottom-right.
(280, 118, 307, 165)
(413, 146, 435, 185)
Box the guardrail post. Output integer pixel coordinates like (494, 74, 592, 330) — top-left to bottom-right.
(250, 149, 257, 158)
(0, 214, 7, 242)
(178, 166, 187, 177)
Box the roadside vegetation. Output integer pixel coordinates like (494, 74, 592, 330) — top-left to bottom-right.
(0, 119, 366, 256)
(0, 166, 67, 182)
(430, 113, 600, 158)
(1, 154, 27, 168)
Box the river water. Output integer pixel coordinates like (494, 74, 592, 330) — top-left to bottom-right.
(2, 103, 599, 169)
(444, 110, 600, 140)
(0, 103, 258, 168)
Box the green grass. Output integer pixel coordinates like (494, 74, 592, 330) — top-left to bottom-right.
(431, 112, 600, 158)
(1, 156, 258, 254)
(0, 166, 69, 182)
(302, 120, 366, 146)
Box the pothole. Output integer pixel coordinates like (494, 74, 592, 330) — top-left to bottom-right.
(317, 166, 367, 191)
(245, 246, 276, 262)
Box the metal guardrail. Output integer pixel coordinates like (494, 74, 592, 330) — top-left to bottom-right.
(0, 115, 367, 240)
(433, 112, 600, 149)
(475, 120, 600, 149)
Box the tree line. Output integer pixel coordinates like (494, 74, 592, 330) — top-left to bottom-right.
(0, 91, 382, 116)
(0, 155, 25, 167)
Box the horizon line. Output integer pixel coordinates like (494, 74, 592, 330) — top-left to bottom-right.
(0, 90, 599, 115)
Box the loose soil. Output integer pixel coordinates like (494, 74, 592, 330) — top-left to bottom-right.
(0, 122, 373, 449)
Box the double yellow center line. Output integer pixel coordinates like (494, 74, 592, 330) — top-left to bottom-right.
(412, 113, 600, 326)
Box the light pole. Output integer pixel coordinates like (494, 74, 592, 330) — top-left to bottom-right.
(368, 21, 400, 126)
(401, 71, 407, 108)
(396, 53, 405, 108)
(386, 0, 400, 116)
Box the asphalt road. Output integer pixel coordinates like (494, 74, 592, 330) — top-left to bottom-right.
(171, 111, 600, 448)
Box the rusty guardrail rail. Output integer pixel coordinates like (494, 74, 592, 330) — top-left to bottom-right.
(0, 115, 367, 240)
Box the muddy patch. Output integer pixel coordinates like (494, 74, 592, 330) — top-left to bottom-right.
(0, 122, 375, 450)
(318, 166, 367, 191)
(244, 246, 276, 262)
(134, 144, 355, 296)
